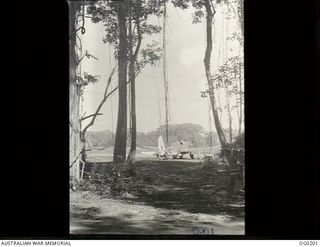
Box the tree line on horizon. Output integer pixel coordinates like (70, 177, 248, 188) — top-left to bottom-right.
(86, 123, 220, 149)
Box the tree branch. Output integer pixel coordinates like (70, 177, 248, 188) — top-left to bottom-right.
(209, 0, 216, 17)
(104, 66, 117, 97)
(76, 55, 85, 67)
(132, 10, 142, 61)
(81, 65, 117, 139)
(81, 113, 103, 121)
(106, 63, 145, 101)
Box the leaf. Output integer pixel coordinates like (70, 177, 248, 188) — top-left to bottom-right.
(192, 9, 204, 24)
(171, 0, 190, 9)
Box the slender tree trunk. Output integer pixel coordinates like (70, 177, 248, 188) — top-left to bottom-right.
(163, 2, 169, 146)
(233, 64, 241, 136)
(218, 89, 223, 122)
(113, 1, 128, 164)
(238, 60, 243, 136)
(203, 0, 228, 149)
(226, 89, 233, 143)
(238, 0, 244, 137)
(208, 102, 213, 147)
(127, 76, 137, 164)
(127, 2, 142, 165)
(79, 138, 86, 180)
(81, 140, 86, 163)
(239, 0, 244, 37)
(69, 1, 81, 183)
(127, 3, 136, 164)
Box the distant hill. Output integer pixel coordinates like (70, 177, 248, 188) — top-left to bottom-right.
(86, 123, 219, 148)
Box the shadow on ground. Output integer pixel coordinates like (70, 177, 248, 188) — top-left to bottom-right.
(70, 203, 243, 235)
(126, 160, 244, 218)
(71, 159, 244, 235)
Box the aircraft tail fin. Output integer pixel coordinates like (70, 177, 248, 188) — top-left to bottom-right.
(158, 136, 165, 152)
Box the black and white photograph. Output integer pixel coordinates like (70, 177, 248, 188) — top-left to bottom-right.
(69, 0, 244, 235)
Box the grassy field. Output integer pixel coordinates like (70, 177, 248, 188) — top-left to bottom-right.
(71, 159, 244, 235)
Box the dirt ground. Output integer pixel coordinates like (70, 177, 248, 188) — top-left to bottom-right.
(70, 160, 244, 235)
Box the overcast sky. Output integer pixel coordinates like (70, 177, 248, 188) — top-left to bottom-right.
(80, 2, 242, 133)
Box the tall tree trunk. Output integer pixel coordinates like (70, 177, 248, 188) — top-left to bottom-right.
(127, 2, 142, 165)
(233, 63, 241, 136)
(239, 0, 244, 135)
(208, 102, 213, 147)
(226, 89, 233, 143)
(127, 74, 137, 164)
(203, 0, 228, 149)
(113, 0, 128, 164)
(238, 0, 244, 137)
(239, 0, 244, 37)
(163, 2, 169, 146)
(127, 4, 136, 164)
(238, 60, 243, 136)
(81, 140, 86, 163)
(69, 1, 81, 183)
